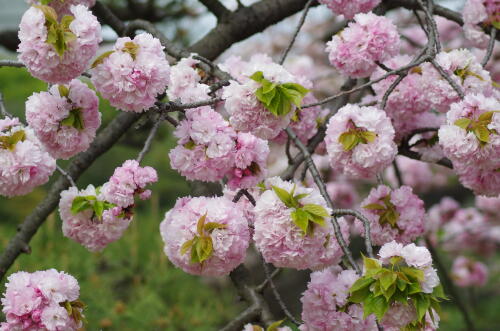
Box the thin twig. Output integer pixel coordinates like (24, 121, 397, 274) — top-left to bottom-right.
(285, 137, 293, 165)
(279, 0, 314, 65)
(286, 128, 361, 274)
(56, 165, 76, 187)
(430, 59, 465, 99)
(481, 27, 497, 67)
(232, 189, 256, 206)
(331, 209, 374, 258)
(136, 114, 165, 163)
(0, 92, 14, 118)
(0, 60, 25, 68)
(392, 160, 403, 188)
(219, 304, 260, 331)
(256, 268, 281, 293)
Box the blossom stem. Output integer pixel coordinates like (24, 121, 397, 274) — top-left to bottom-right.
(481, 28, 497, 67)
(279, 0, 314, 65)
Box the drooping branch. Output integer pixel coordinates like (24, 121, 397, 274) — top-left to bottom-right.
(482, 27, 497, 67)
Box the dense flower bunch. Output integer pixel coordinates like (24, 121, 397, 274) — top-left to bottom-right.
(18, 5, 101, 84)
(318, 0, 381, 19)
(463, 0, 500, 48)
(253, 177, 347, 270)
(227, 132, 269, 190)
(355, 185, 425, 246)
(476, 195, 500, 222)
(222, 55, 310, 139)
(326, 180, 359, 209)
(242, 323, 291, 331)
(91, 33, 170, 112)
(169, 106, 236, 182)
(422, 49, 494, 113)
(167, 56, 211, 103)
(451, 256, 488, 287)
(438, 93, 500, 196)
(28, 0, 96, 16)
(26, 79, 101, 159)
(101, 159, 158, 208)
(299, 266, 377, 331)
(0, 269, 84, 331)
(159, 196, 250, 276)
(0, 117, 56, 197)
(59, 185, 132, 251)
(325, 104, 397, 179)
(350, 241, 443, 330)
(326, 12, 400, 78)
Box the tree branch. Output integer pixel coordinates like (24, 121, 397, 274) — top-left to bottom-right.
(199, 0, 231, 20)
(279, 0, 314, 65)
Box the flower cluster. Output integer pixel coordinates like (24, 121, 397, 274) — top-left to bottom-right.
(451, 256, 488, 287)
(91, 33, 170, 112)
(318, 0, 381, 19)
(159, 196, 250, 276)
(167, 55, 211, 103)
(438, 93, 500, 196)
(463, 0, 500, 48)
(326, 12, 400, 78)
(300, 266, 377, 331)
(101, 160, 158, 208)
(169, 106, 236, 182)
(325, 104, 397, 179)
(1, 269, 84, 331)
(59, 185, 132, 252)
(242, 323, 291, 331)
(28, 0, 96, 16)
(26, 79, 101, 159)
(0, 117, 56, 197)
(253, 177, 347, 270)
(350, 241, 443, 330)
(476, 195, 500, 222)
(18, 5, 101, 84)
(356, 185, 425, 246)
(422, 49, 494, 113)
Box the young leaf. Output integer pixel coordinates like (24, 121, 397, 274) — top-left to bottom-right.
(302, 204, 329, 217)
(204, 222, 227, 232)
(359, 131, 377, 143)
(415, 296, 430, 321)
(291, 209, 310, 235)
(58, 85, 70, 98)
(180, 238, 195, 256)
(306, 212, 326, 227)
(197, 236, 213, 263)
(478, 111, 494, 123)
(267, 319, 285, 331)
(91, 50, 115, 68)
(363, 256, 382, 272)
(338, 132, 359, 151)
(272, 186, 293, 207)
(250, 71, 265, 83)
(363, 203, 385, 210)
(93, 200, 105, 219)
(349, 276, 374, 293)
(348, 284, 371, 303)
(196, 213, 208, 236)
(473, 126, 490, 143)
(71, 196, 92, 215)
(380, 271, 397, 291)
(454, 118, 471, 130)
(122, 41, 140, 60)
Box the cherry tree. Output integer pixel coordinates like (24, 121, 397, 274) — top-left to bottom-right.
(0, 0, 498, 330)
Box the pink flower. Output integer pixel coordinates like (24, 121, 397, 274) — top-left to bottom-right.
(160, 196, 250, 276)
(0, 118, 56, 197)
(325, 104, 397, 179)
(167, 55, 211, 103)
(326, 180, 359, 209)
(253, 177, 347, 270)
(463, 0, 499, 48)
(26, 79, 101, 159)
(59, 185, 133, 251)
(476, 195, 500, 222)
(28, 0, 96, 16)
(300, 267, 377, 331)
(451, 256, 488, 287)
(169, 106, 236, 182)
(326, 12, 400, 78)
(101, 160, 157, 208)
(1, 269, 82, 331)
(318, 0, 381, 19)
(226, 132, 269, 190)
(455, 161, 500, 197)
(18, 5, 102, 84)
(355, 185, 425, 246)
(91, 33, 170, 112)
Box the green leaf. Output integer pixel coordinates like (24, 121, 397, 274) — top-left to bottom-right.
(61, 108, 85, 131)
(364, 295, 389, 320)
(249, 71, 265, 83)
(93, 200, 104, 219)
(363, 203, 386, 210)
(204, 222, 227, 232)
(473, 125, 490, 143)
(363, 256, 382, 272)
(382, 283, 396, 301)
(60, 15, 74, 29)
(262, 80, 277, 94)
(302, 204, 329, 217)
(196, 213, 208, 236)
(291, 209, 310, 235)
(478, 111, 494, 123)
(293, 193, 309, 201)
(359, 131, 377, 143)
(492, 21, 500, 29)
(306, 211, 326, 227)
(267, 319, 285, 331)
(349, 284, 371, 303)
(432, 284, 446, 300)
(380, 271, 397, 291)
(454, 118, 471, 130)
(338, 132, 359, 151)
(396, 278, 408, 291)
(196, 236, 213, 263)
(415, 296, 430, 321)
(71, 196, 92, 215)
(408, 282, 422, 295)
(122, 41, 140, 60)
(401, 267, 425, 282)
(272, 185, 293, 208)
(349, 276, 374, 293)
(58, 85, 70, 98)
(281, 82, 310, 95)
(91, 50, 115, 68)
(180, 239, 195, 255)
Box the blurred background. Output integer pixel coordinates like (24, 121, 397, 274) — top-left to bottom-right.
(1, 0, 499, 330)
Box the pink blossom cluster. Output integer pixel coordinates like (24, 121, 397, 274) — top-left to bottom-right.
(355, 185, 425, 246)
(167, 55, 211, 103)
(463, 0, 500, 48)
(1, 269, 82, 331)
(299, 266, 377, 331)
(476, 195, 500, 222)
(326, 12, 400, 78)
(426, 197, 461, 244)
(0, 117, 56, 197)
(253, 177, 348, 270)
(318, 0, 381, 19)
(422, 49, 494, 113)
(221, 54, 307, 139)
(101, 159, 157, 208)
(26, 79, 101, 159)
(381, 302, 439, 331)
(59, 185, 132, 251)
(159, 196, 250, 276)
(326, 180, 359, 209)
(438, 94, 500, 196)
(325, 104, 397, 179)
(28, 0, 96, 16)
(18, 5, 102, 84)
(91, 33, 170, 112)
(227, 132, 269, 190)
(169, 106, 236, 182)
(451, 256, 488, 287)
(242, 324, 291, 331)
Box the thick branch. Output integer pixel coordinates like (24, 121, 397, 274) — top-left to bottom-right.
(199, 0, 231, 19)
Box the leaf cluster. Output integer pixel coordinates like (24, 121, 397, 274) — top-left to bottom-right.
(36, 5, 77, 58)
(363, 194, 400, 229)
(338, 121, 377, 151)
(250, 71, 309, 117)
(71, 193, 116, 221)
(61, 299, 86, 325)
(349, 257, 446, 329)
(180, 213, 227, 264)
(272, 185, 329, 236)
(0, 130, 26, 151)
(454, 111, 498, 146)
